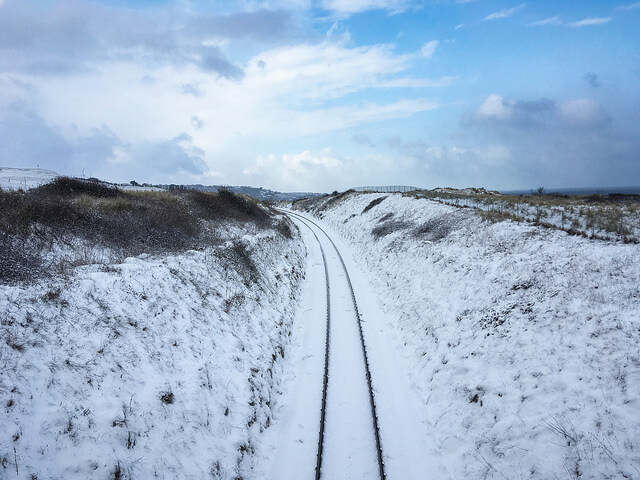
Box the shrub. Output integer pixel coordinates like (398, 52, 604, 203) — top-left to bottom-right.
(189, 190, 270, 226)
(0, 235, 41, 282)
(0, 177, 292, 283)
(317, 189, 356, 213)
(413, 214, 457, 241)
(229, 242, 259, 285)
(362, 196, 387, 214)
(378, 212, 394, 223)
(478, 209, 522, 224)
(371, 219, 413, 239)
(36, 176, 121, 198)
(275, 218, 294, 239)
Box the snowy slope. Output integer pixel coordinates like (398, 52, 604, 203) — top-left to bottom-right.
(0, 167, 59, 191)
(0, 228, 305, 479)
(294, 192, 640, 480)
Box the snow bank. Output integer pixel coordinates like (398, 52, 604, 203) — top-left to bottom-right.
(0, 168, 59, 191)
(0, 229, 305, 479)
(295, 192, 640, 479)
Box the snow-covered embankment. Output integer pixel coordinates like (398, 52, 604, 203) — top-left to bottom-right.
(294, 192, 640, 479)
(1, 228, 305, 479)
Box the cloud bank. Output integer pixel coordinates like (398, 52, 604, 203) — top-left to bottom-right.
(0, 0, 637, 191)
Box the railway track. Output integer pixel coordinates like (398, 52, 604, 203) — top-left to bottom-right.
(282, 210, 387, 480)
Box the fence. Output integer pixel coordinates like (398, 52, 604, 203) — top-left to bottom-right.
(351, 186, 423, 193)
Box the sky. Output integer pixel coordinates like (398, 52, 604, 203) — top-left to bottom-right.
(1, 0, 639, 192)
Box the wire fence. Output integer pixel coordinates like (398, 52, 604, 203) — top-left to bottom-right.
(351, 186, 423, 193)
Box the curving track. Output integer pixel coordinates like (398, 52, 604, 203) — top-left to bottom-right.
(282, 210, 387, 480)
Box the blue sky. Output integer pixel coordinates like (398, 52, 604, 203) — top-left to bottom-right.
(1, 0, 639, 191)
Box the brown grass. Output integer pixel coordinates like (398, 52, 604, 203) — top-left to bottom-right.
(0, 177, 290, 283)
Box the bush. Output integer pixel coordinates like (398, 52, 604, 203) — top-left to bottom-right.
(0, 234, 41, 282)
(413, 215, 455, 242)
(0, 178, 293, 283)
(371, 219, 413, 239)
(317, 189, 356, 213)
(275, 218, 294, 239)
(362, 196, 387, 214)
(378, 212, 394, 223)
(37, 176, 121, 198)
(189, 190, 270, 226)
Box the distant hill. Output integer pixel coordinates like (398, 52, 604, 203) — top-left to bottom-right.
(0, 167, 59, 190)
(157, 184, 323, 202)
(0, 168, 322, 201)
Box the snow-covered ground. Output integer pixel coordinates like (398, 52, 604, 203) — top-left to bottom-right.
(294, 192, 640, 479)
(418, 189, 640, 242)
(0, 227, 305, 479)
(117, 184, 165, 192)
(3, 182, 638, 479)
(0, 167, 164, 193)
(0, 167, 59, 191)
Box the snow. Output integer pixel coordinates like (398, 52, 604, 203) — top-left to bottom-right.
(0, 167, 59, 191)
(0, 226, 305, 479)
(117, 184, 165, 192)
(257, 219, 326, 480)
(416, 189, 640, 242)
(307, 216, 379, 479)
(258, 211, 435, 479)
(3, 183, 638, 479)
(293, 192, 640, 479)
(0, 167, 164, 192)
(258, 214, 384, 479)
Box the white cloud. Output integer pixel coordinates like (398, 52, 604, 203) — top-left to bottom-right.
(476, 94, 513, 120)
(455, 24, 465, 30)
(484, 3, 525, 21)
(245, 146, 422, 191)
(478, 144, 511, 165)
(243, 0, 312, 10)
(377, 76, 457, 88)
(382, 138, 521, 188)
(0, 2, 446, 189)
(618, 2, 640, 10)
(528, 16, 562, 26)
(568, 17, 612, 27)
(29, 38, 439, 167)
(473, 94, 610, 132)
(321, 0, 413, 15)
(12, 51, 435, 186)
(244, 148, 344, 190)
(273, 99, 439, 137)
(560, 99, 606, 126)
(420, 40, 439, 59)
(244, 40, 413, 102)
(474, 93, 612, 130)
(284, 148, 342, 172)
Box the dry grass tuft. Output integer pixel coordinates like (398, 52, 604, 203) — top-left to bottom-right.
(0, 177, 292, 283)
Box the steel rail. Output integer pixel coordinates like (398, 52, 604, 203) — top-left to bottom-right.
(284, 209, 387, 480)
(286, 213, 331, 480)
